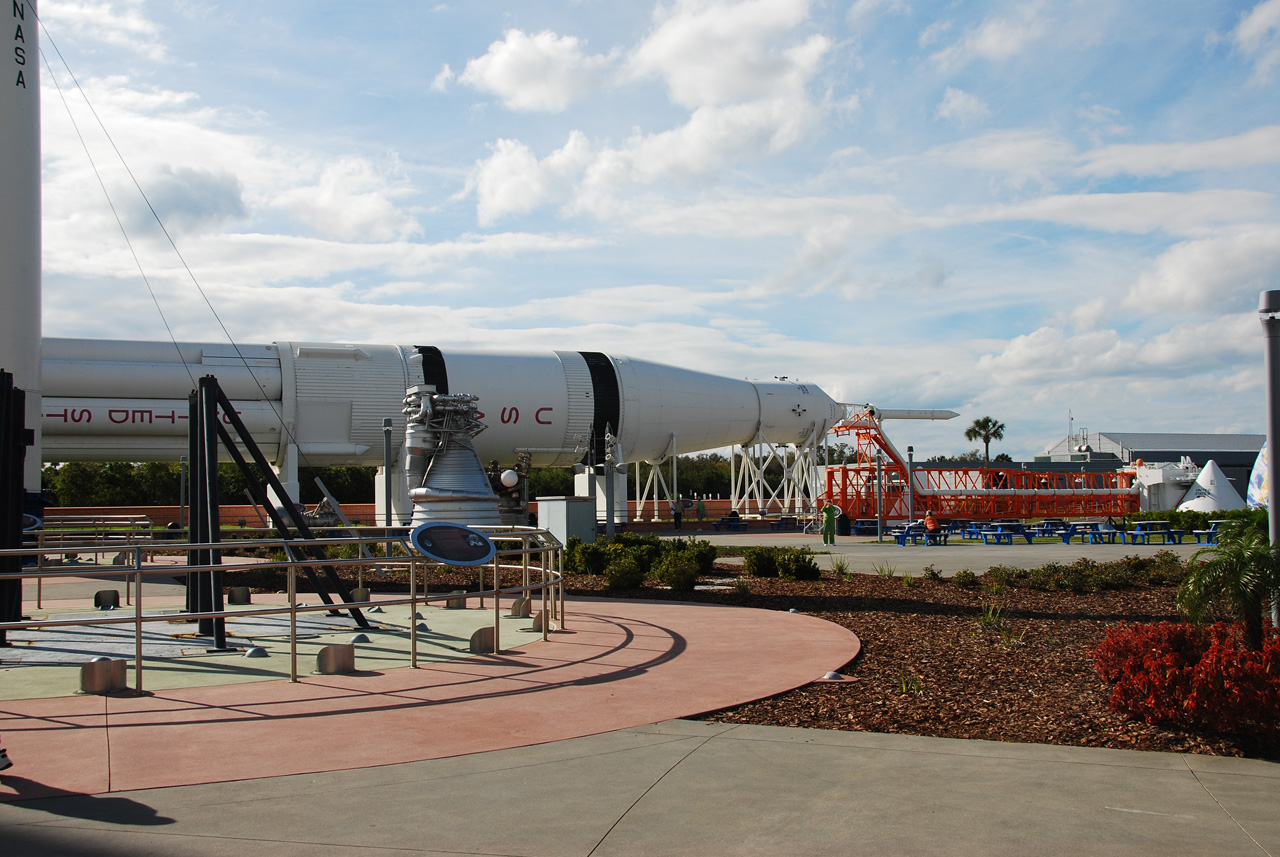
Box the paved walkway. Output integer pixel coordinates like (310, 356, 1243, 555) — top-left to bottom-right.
(3, 553, 1278, 856)
(689, 530, 1202, 576)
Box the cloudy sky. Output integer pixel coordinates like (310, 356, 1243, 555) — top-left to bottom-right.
(30, 0, 1280, 459)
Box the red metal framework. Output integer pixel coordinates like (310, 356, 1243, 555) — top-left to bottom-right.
(823, 409, 1139, 521)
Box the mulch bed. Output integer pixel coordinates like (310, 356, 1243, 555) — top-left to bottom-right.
(563, 567, 1280, 759)
(224, 559, 1279, 759)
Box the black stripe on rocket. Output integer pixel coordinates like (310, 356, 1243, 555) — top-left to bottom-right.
(579, 352, 621, 466)
(414, 346, 449, 393)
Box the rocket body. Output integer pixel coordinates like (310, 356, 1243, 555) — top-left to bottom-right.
(41, 338, 844, 469)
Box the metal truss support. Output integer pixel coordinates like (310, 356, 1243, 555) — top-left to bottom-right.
(730, 430, 821, 519)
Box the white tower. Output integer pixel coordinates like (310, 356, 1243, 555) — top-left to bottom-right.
(0, 1, 41, 488)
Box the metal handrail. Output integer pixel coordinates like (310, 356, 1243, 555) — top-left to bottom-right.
(0, 527, 564, 690)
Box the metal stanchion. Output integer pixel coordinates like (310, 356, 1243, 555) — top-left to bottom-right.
(288, 565, 298, 682)
(493, 556, 501, 654)
(410, 558, 418, 668)
(133, 547, 144, 693)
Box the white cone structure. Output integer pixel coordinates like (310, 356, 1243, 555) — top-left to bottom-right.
(1177, 460, 1245, 512)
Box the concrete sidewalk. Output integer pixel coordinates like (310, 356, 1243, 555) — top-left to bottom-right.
(685, 530, 1202, 576)
(1, 720, 1276, 856)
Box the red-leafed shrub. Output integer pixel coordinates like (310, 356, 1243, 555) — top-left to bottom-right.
(1093, 621, 1280, 736)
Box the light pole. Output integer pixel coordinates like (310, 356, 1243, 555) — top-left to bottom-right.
(1259, 291, 1280, 628)
(876, 450, 884, 542)
(907, 445, 915, 524)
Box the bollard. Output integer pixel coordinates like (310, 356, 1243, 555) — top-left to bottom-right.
(227, 586, 252, 605)
(80, 658, 127, 694)
(315, 643, 356, 675)
(469, 626, 496, 654)
(93, 590, 120, 610)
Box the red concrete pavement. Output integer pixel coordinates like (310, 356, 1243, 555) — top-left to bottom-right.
(0, 597, 859, 799)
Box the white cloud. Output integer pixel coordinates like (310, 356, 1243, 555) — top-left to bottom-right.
(430, 63, 455, 93)
(847, 0, 910, 28)
(1234, 0, 1280, 81)
(975, 315, 1256, 386)
(38, 0, 167, 61)
(274, 158, 421, 242)
(1124, 228, 1280, 312)
(926, 129, 1075, 188)
(627, 0, 829, 108)
(934, 87, 991, 123)
(1079, 125, 1280, 177)
(469, 132, 594, 226)
(930, 4, 1047, 72)
(1076, 105, 1131, 144)
(918, 19, 953, 47)
(966, 190, 1274, 236)
(458, 29, 613, 112)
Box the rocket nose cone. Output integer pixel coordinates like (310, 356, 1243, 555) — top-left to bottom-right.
(751, 379, 844, 444)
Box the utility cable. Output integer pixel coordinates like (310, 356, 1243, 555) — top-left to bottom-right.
(37, 16, 319, 473)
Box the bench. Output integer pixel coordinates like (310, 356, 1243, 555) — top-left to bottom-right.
(769, 516, 800, 532)
(713, 517, 746, 532)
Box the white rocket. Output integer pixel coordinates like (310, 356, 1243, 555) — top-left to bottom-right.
(41, 337, 845, 517)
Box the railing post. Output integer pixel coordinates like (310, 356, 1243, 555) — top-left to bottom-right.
(410, 558, 418, 669)
(492, 555, 500, 654)
(288, 563, 298, 682)
(134, 546, 144, 694)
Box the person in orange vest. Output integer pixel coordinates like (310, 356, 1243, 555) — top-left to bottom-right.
(924, 510, 941, 534)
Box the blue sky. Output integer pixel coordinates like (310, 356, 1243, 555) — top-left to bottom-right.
(32, 0, 1280, 460)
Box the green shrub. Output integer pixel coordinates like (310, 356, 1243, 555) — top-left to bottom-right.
(576, 542, 607, 576)
(921, 564, 943, 582)
(743, 546, 780, 578)
(603, 537, 660, 574)
(605, 551, 646, 589)
(667, 537, 718, 574)
(778, 547, 821, 581)
(563, 536, 582, 572)
(653, 551, 701, 591)
(953, 569, 979, 589)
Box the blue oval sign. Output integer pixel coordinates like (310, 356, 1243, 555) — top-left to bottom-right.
(409, 522, 496, 566)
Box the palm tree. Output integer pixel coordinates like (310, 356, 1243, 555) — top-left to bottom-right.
(1179, 523, 1280, 651)
(964, 416, 1006, 465)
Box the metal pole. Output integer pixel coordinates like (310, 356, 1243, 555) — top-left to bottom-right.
(178, 455, 187, 532)
(604, 426, 616, 537)
(288, 564, 297, 682)
(907, 446, 915, 523)
(1260, 291, 1280, 628)
(410, 558, 418, 669)
(134, 546, 143, 694)
(493, 555, 501, 654)
(383, 418, 394, 562)
(876, 450, 884, 541)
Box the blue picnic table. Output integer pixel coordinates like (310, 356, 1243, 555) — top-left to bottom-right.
(894, 523, 949, 546)
(1127, 520, 1185, 545)
(980, 522, 1033, 545)
(1192, 520, 1229, 545)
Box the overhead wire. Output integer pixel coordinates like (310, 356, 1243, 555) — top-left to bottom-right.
(37, 15, 321, 473)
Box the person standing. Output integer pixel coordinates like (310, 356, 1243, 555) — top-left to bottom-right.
(671, 497, 683, 531)
(821, 502, 839, 545)
(696, 498, 706, 522)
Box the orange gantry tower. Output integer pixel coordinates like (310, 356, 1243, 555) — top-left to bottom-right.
(822, 408, 1139, 522)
